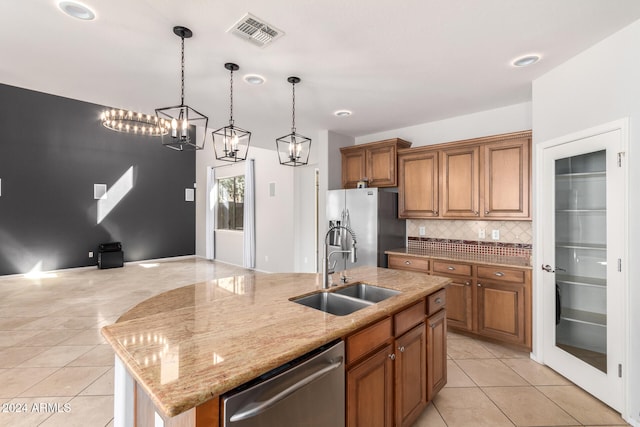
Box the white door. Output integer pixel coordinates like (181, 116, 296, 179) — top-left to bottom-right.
(539, 126, 626, 412)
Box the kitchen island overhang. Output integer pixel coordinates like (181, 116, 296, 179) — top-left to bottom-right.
(101, 266, 450, 422)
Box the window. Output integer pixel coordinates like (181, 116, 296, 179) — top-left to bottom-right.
(217, 175, 244, 230)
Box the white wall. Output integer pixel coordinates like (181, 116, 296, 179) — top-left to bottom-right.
(195, 142, 297, 273)
(355, 102, 532, 147)
(532, 19, 640, 424)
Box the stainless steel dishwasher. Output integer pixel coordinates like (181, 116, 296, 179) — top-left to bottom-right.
(222, 340, 345, 427)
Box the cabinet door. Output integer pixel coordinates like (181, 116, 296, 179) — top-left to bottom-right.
(482, 137, 530, 218)
(342, 148, 366, 189)
(445, 279, 473, 331)
(347, 344, 394, 427)
(367, 144, 397, 187)
(427, 309, 447, 401)
(395, 324, 427, 427)
(476, 280, 526, 345)
(398, 150, 439, 218)
(441, 146, 480, 217)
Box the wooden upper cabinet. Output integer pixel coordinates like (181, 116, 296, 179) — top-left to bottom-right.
(398, 149, 439, 218)
(397, 130, 531, 220)
(440, 145, 480, 218)
(342, 149, 366, 189)
(341, 138, 412, 188)
(482, 136, 531, 219)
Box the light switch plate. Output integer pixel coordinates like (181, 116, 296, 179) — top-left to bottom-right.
(478, 229, 486, 239)
(492, 229, 500, 240)
(94, 184, 107, 200)
(185, 188, 195, 202)
(419, 226, 426, 236)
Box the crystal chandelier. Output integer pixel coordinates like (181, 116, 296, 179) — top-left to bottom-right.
(155, 26, 209, 151)
(212, 63, 251, 162)
(276, 77, 311, 166)
(100, 109, 170, 136)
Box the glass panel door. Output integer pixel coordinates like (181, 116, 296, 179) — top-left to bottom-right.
(554, 150, 607, 372)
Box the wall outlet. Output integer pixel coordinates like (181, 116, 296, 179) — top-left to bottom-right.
(478, 229, 486, 239)
(88, 251, 94, 258)
(492, 229, 500, 240)
(419, 226, 426, 236)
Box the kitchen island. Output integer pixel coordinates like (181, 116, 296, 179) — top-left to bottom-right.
(101, 266, 450, 426)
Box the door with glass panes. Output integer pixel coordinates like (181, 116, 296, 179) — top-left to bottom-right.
(540, 126, 626, 413)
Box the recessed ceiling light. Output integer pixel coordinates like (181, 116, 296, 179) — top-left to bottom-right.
(334, 110, 352, 117)
(58, 1, 96, 20)
(243, 74, 265, 85)
(512, 54, 540, 67)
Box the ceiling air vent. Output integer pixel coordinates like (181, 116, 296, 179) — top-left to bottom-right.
(227, 13, 284, 48)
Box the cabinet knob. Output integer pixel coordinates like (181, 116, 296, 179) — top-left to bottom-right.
(477, 283, 482, 287)
(405, 260, 411, 265)
(398, 346, 405, 353)
(435, 297, 442, 304)
(494, 272, 505, 277)
(485, 210, 490, 215)
(434, 211, 438, 216)
(474, 211, 479, 216)
(465, 281, 470, 286)
(447, 266, 455, 271)
(388, 353, 396, 360)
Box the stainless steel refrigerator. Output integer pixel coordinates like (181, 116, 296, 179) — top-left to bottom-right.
(326, 188, 405, 269)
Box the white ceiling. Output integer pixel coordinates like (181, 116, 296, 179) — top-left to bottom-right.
(2, 0, 640, 149)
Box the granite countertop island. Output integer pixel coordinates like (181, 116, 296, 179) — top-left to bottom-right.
(101, 266, 451, 420)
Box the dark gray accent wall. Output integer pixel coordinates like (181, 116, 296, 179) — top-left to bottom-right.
(0, 83, 196, 276)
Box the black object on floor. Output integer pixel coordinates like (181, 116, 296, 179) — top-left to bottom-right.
(98, 242, 124, 269)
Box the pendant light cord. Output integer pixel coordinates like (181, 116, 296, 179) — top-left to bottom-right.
(229, 68, 234, 126)
(291, 81, 296, 134)
(180, 36, 185, 106)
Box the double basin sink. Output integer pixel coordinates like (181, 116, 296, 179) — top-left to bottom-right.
(291, 283, 401, 316)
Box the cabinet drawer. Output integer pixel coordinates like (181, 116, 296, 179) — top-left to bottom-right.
(477, 266, 525, 283)
(394, 300, 426, 336)
(388, 255, 429, 272)
(347, 317, 392, 364)
(427, 288, 446, 316)
(433, 261, 472, 276)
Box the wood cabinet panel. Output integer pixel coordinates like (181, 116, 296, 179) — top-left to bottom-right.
(426, 288, 446, 316)
(398, 149, 439, 218)
(427, 309, 447, 401)
(482, 137, 530, 218)
(395, 324, 427, 427)
(341, 138, 411, 189)
(342, 149, 366, 189)
(444, 279, 473, 331)
(440, 146, 480, 217)
(388, 254, 429, 272)
(433, 261, 472, 277)
(347, 317, 392, 365)
(347, 344, 394, 427)
(476, 281, 526, 346)
(394, 300, 426, 336)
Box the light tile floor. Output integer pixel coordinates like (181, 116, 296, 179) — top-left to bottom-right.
(0, 257, 628, 426)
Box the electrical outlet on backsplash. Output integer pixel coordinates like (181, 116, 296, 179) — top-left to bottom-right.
(406, 219, 533, 258)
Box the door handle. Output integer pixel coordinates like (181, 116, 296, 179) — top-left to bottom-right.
(229, 358, 343, 422)
(541, 264, 566, 273)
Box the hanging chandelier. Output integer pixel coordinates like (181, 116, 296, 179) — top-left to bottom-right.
(212, 63, 251, 162)
(100, 109, 170, 136)
(155, 26, 209, 151)
(276, 77, 311, 166)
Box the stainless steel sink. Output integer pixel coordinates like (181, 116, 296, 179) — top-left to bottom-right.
(333, 283, 401, 303)
(291, 292, 373, 316)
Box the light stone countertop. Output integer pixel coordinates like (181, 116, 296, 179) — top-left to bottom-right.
(385, 248, 532, 269)
(101, 266, 451, 418)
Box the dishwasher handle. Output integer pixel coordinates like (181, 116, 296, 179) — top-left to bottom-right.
(229, 357, 344, 423)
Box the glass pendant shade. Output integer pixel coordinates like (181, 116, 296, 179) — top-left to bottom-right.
(213, 63, 251, 162)
(276, 76, 311, 167)
(155, 26, 209, 151)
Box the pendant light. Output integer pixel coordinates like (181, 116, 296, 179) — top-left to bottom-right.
(276, 77, 311, 166)
(155, 26, 209, 151)
(213, 63, 251, 162)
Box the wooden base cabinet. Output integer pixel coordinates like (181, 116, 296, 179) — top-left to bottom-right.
(346, 294, 445, 427)
(427, 309, 447, 401)
(347, 344, 394, 427)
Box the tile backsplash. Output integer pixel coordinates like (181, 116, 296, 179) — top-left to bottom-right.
(407, 219, 532, 244)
